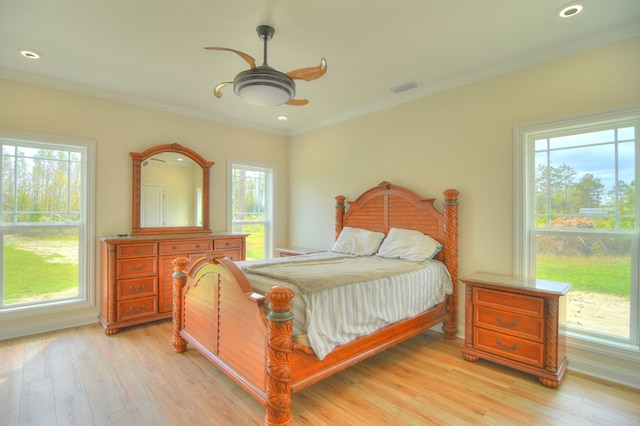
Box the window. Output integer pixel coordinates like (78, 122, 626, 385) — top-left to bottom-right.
(229, 162, 273, 260)
(0, 130, 94, 313)
(514, 105, 639, 349)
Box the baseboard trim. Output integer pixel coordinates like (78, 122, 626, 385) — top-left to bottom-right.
(0, 309, 98, 340)
(567, 354, 640, 390)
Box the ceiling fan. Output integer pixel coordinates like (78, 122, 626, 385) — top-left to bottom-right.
(205, 25, 327, 106)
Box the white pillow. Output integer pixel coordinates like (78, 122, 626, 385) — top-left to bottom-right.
(332, 227, 386, 256)
(377, 228, 442, 262)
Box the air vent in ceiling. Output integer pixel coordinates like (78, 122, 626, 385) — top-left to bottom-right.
(389, 81, 418, 94)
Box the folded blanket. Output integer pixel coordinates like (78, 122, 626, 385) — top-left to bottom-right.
(242, 254, 424, 295)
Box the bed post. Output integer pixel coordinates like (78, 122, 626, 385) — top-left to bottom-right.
(335, 195, 346, 240)
(171, 256, 190, 353)
(441, 189, 459, 339)
(265, 286, 295, 426)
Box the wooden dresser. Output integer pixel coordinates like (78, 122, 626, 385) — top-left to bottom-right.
(461, 272, 571, 388)
(99, 233, 246, 335)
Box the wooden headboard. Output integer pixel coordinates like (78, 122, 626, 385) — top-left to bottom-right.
(334, 181, 460, 336)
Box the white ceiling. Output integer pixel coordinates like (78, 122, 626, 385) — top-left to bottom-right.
(1, 1, 639, 135)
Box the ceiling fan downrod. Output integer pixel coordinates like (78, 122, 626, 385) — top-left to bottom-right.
(257, 25, 275, 67)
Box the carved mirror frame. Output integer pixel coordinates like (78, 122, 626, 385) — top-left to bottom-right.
(131, 143, 214, 235)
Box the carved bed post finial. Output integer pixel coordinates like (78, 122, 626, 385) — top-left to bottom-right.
(335, 195, 346, 240)
(265, 286, 295, 426)
(441, 189, 459, 339)
(171, 256, 191, 353)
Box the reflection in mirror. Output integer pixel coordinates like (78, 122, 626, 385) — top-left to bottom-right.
(141, 153, 202, 227)
(131, 144, 213, 236)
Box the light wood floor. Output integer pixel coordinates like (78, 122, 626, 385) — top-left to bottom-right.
(1, 320, 639, 425)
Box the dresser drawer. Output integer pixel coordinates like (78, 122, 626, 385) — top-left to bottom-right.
(219, 250, 242, 262)
(473, 328, 544, 368)
(117, 277, 157, 300)
(214, 238, 243, 251)
(117, 296, 157, 321)
(117, 257, 157, 278)
(475, 307, 544, 342)
(159, 240, 212, 255)
(474, 288, 544, 318)
(117, 243, 157, 258)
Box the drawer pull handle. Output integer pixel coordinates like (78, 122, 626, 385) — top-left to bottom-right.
(129, 284, 146, 292)
(128, 264, 146, 272)
(135, 248, 141, 254)
(129, 304, 147, 313)
(226, 242, 230, 246)
(495, 339, 518, 351)
(496, 316, 518, 328)
(172, 246, 177, 250)
(196, 244, 200, 248)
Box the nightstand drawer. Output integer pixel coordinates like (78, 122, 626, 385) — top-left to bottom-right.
(475, 307, 544, 342)
(474, 328, 544, 368)
(117, 296, 157, 321)
(117, 243, 157, 258)
(116, 257, 157, 278)
(474, 288, 544, 318)
(159, 240, 212, 255)
(117, 277, 157, 300)
(214, 238, 243, 250)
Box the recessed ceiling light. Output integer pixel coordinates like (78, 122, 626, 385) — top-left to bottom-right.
(277, 115, 288, 121)
(558, 3, 584, 18)
(19, 49, 41, 59)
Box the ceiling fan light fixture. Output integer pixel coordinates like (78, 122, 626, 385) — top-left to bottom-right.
(234, 66, 296, 106)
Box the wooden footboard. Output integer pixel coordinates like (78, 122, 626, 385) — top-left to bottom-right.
(172, 252, 452, 426)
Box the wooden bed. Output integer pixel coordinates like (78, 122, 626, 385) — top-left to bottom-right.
(171, 182, 459, 425)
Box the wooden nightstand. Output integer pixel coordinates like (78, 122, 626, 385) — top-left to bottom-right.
(275, 247, 324, 257)
(460, 272, 571, 388)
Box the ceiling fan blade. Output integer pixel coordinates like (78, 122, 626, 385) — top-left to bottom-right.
(204, 47, 257, 69)
(286, 98, 309, 106)
(214, 82, 233, 98)
(287, 58, 327, 81)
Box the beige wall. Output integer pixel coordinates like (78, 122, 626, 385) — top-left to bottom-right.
(0, 79, 289, 336)
(288, 36, 640, 387)
(289, 36, 640, 287)
(0, 80, 290, 237)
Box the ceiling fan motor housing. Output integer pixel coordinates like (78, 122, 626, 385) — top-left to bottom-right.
(233, 66, 296, 106)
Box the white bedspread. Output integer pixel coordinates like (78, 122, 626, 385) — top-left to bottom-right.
(237, 252, 452, 360)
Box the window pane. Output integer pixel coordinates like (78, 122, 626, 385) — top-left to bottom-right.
(3, 227, 80, 305)
(232, 222, 264, 261)
(1, 137, 88, 311)
(618, 126, 635, 140)
(548, 129, 615, 149)
(534, 129, 634, 230)
(536, 233, 630, 338)
(231, 164, 271, 260)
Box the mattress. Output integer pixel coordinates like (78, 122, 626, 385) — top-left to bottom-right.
(237, 252, 452, 360)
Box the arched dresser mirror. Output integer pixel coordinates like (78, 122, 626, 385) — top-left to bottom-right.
(130, 143, 214, 235)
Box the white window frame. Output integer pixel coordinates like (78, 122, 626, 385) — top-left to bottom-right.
(0, 129, 96, 326)
(514, 105, 640, 365)
(227, 160, 274, 260)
